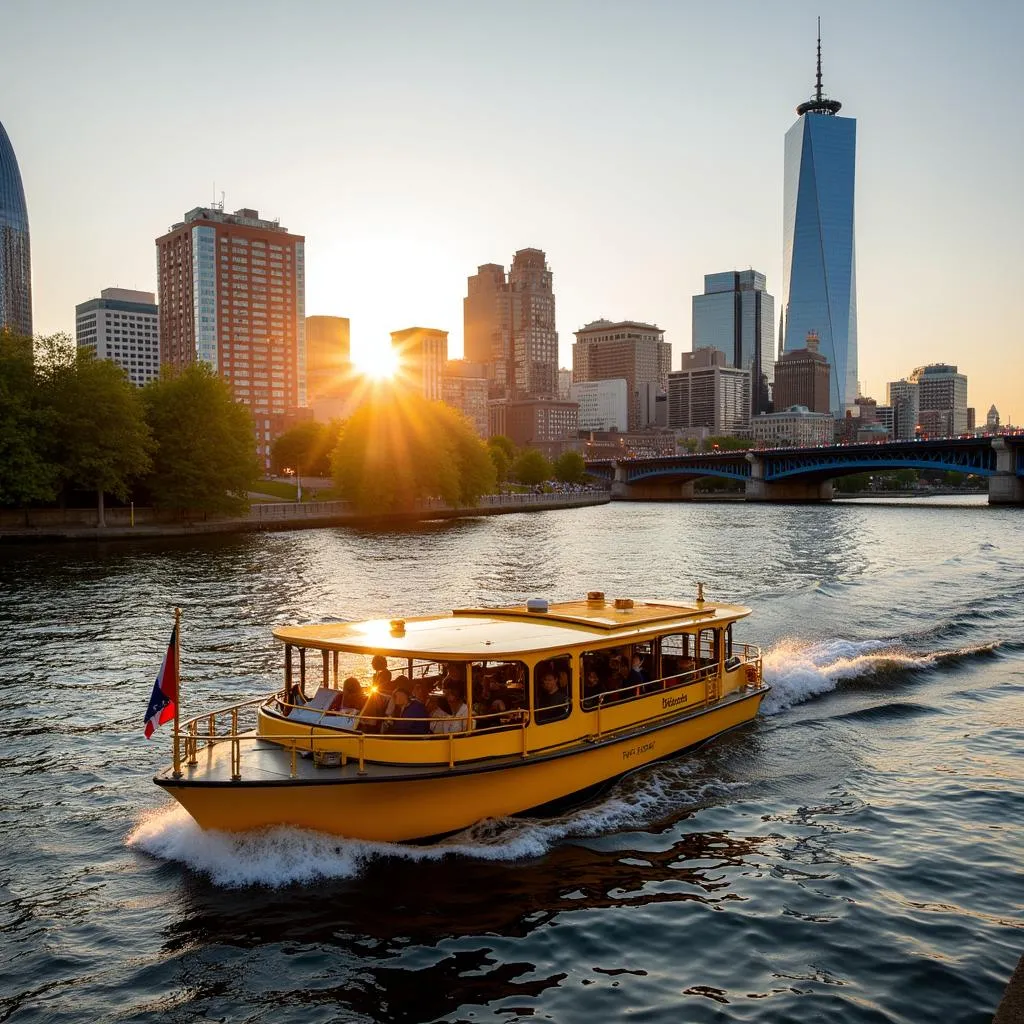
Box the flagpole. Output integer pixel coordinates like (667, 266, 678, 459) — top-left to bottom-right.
(172, 606, 182, 778)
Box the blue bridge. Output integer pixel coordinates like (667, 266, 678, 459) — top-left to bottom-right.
(585, 436, 1024, 505)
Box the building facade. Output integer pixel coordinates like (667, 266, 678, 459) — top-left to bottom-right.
(886, 378, 920, 441)
(908, 363, 968, 436)
(569, 378, 629, 432)
(692, 270, 774, 415)
(667, 348, 750, 435)
(572, 319, 671, 431)
(156, 205, 306, 468)
(305, 316, 351, 404)
(0, 118, 32, 338)
(751, 405, 834, 447)
(782, 28, 857, 416)
(488, 398, 578, 448)
(773, 329, 831, 413)
(463, 250, 558, 401)
(75, 288, 159, 386)
(442, 359, 489, 437)
(391, 327, 447, 401)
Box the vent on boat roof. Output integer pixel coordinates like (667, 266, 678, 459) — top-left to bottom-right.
(614, 598, 634, 610)
(587, 591, 606, 605)
(526, 598, 549, 613)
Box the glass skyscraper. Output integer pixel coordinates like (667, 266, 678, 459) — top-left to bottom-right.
(692, 270, 774, 415)
(782, 28, 856, 417)
(0, 118, 32, 338)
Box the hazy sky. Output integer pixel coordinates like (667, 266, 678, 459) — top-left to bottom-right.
(4, 0, 1023, 420)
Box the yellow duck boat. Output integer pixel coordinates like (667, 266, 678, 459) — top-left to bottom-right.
(155, 588, 768, 842)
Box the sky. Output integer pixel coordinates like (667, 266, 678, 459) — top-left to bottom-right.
(3, 0, 1023, 421)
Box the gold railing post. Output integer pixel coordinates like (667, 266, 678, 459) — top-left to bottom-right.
(172, 727, 181, 778)
(290, 746, 297, 779)
(521, 716, 528, 759)
(357, 735, 366, 776)
(188, 721, 199, 765)
(230, 708, 241, 781)
(448, 732, 455, 769)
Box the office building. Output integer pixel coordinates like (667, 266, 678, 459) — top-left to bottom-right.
(773, 330, 830, 413)
(75, 288, 159, 387)
(692, 270, 774, 415)
(752, 405, 834, 447)
(667, 348, 750, 435)
(875, 404, 894, 436)
(488, 398, 578, 448)
(0, 118, 32, 337)
(987, 405, 1000, 430)
(569, 379, 629, 432)
(442, 359, 488, 437)
(887, 378, 920, 441)
(391, 327, 447, 401)
(463, 249, 558, 400)
(558, 367, 572, 399)
(156, 204, 306, 468)
(572, 319, 671, 430)
(908, 363, 968, 436)
(305, 316, 351, 404)
(782, 24, 857, 415)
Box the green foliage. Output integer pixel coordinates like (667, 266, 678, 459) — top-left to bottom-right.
(512, 448, 552, 486)
(143, 363, 260, 514)
(552, 450, 586, 484)
(0, 332, 58, 505)
(834, 472, 871, 493)
(487, 435, 516, 462)
(270, 419, 336, 477)
(37, 338, 153, 516)
(488, 444, 510, 484)
(332, 390, 496, 513)
(702, 435, 750, 452)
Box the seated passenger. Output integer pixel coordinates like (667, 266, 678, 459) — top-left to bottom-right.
(628, 653, 657, 694)
(535, 670, 568, 724)
(360, 667, 394, 733)
(387, 685, 431, 735)
(329, 676, 365, 714)
(582, 667, 605, 708)
(431, 682, 469, 734)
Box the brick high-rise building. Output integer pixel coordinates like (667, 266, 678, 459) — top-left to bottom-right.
(572, 319, 671, 431)
(772, 329, 830, 413)
(391, 327, 448, 401)
(156, 205, 306, 468)
(463, 249, 558, 400)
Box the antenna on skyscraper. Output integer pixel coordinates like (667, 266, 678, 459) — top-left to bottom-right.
(797, 17, 842, 116)
(815, 17, 823, 102)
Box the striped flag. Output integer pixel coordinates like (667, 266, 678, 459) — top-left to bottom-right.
(144, 625, 178, 738)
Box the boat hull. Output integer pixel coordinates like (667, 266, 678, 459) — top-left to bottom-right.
(156, 688, 765, 842)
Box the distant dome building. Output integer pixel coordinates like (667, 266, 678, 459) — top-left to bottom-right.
(0, 117, 32, 337)
(987, 405, 1000, 429)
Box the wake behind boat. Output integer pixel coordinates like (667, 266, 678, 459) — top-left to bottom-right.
(153, 589, 769, 842)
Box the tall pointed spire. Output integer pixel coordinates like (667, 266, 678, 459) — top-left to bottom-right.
(796, 18, 842, 116)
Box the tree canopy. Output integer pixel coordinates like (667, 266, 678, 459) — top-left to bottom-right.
(143, 363, 260, 515)
(332, 389, 496, 513)
(36, 336, 153, 523)
(552, 450, 586, 484)
(512, 448, 552, 486)
(271, 419, 337, 477)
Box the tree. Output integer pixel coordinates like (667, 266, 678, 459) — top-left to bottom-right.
(702, 435, 750, 452)
(143, 363, 260, 515)
(37, 336, 152, 525)
(0, 332, 58, 506)
(271, 419, 333, 477)
(488, 444, 510, 485)
(332, 389, 496, 513)
(552, 450, 586, 485)
(513, 448, 551, 486)
(488, 434, 516, 463)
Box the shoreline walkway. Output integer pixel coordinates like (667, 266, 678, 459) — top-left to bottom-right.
(0, 492, 610, 544)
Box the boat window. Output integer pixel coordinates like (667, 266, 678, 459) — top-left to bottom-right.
(697, 629, 719, 666)
(657, 633, 697, 687)
(533, 656, 572, 724)
(725, 624, 734, 660)
(470, 660, 527, 732)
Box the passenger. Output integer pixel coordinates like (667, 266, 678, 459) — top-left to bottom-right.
(534, 670, 568, 724)
(329, 676, 364, 714)
(360, 667, 394, 733)
(582, 667, 605, 709)
(629, 653, 656, 694)
(387, 685, 431, 735)
(431, 682, 469, 734)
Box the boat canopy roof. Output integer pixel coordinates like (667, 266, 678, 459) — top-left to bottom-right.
(272, 597, 751, 660)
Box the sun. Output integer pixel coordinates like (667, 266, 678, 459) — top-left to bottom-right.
(351, 342, 399, 381)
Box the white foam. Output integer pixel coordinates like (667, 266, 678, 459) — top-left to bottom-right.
(761, 637, 946, 715)
(126, 762, 744, 888)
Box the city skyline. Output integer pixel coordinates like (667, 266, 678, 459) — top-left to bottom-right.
(2, 1, 1022, 420)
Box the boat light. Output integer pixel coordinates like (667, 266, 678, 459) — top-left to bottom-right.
(614, 598, 634, 611)
(526, 598, 549, 613)
(390, 618, 406, 636)
(587, 591, 606, 605)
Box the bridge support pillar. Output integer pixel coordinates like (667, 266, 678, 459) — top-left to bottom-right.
(611, 479, 695, 501)
(744, 452, 833, 502)
(989, 439, 1024, 505)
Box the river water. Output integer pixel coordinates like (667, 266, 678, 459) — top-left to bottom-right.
(0, 497, 1021, 1023)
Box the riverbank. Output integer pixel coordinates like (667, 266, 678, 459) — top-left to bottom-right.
(0, 491, 610, 544)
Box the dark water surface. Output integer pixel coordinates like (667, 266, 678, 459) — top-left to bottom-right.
(0, 497, 1021, 1023)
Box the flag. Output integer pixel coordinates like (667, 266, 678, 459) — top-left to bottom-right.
(144, 625, 178, 738)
